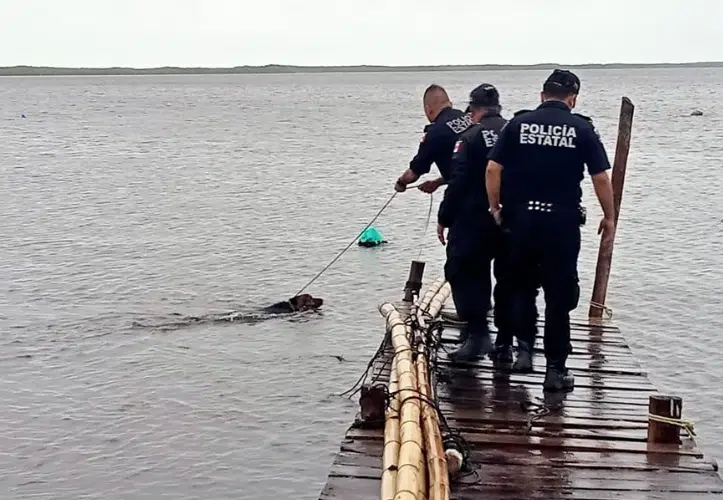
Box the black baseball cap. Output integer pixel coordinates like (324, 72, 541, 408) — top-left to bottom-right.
(468, 83, 500, 107)
(543, 69, 581, 94)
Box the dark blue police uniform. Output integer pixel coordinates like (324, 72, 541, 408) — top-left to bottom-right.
(437, 83, 525, 363)
(487, 70, 611, 390)
(409, 107, 474, 182)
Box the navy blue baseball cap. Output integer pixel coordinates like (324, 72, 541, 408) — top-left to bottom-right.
(468, 83, 500, 107)
(543, 69, 581, 94)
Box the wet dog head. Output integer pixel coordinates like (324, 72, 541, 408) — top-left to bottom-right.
(289, 294, 324, 311)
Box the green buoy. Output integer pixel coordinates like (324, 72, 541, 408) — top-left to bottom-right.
(358, 226, 386, 247)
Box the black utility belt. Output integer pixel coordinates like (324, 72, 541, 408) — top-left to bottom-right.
(519, 201, 586, 226)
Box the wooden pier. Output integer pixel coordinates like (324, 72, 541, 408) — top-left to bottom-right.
(318, 97, 723, 499)
(320, 296, 723, 499)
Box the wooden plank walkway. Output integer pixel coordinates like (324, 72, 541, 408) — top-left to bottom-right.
(319, 306, 723, 500)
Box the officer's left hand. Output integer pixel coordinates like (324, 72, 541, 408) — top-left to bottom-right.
(436, 223, 447, 245)
(418, 179, 442, 194)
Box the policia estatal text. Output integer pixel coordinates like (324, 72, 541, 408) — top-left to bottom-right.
(486, 69, 616, 392)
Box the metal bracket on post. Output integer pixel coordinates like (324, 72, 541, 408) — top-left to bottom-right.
(403, 260, 426, 302)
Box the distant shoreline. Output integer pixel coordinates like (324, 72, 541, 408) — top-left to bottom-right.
(1, 62, 722, 76)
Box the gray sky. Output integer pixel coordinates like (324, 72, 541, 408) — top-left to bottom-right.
(1, 0, 722, 67)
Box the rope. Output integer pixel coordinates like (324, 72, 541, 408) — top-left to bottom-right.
(589, 300, 613, 319)
(294, 191, 398, 296)
(648, 413, 696, 437)
(416, 193, 434, 261)
(294, 182, 433, 297)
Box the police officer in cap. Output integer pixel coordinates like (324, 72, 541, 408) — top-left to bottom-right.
(485, 69, 616, 391)
(436, 83, 512, 362)
(395, 84, 474, 194)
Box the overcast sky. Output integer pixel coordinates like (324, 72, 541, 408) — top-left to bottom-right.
(1, 0, 721, 67)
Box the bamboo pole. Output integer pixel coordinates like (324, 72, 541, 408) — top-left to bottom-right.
(380, 303, 423, 500)
(382, 355, 401, 500)
(419, 277, 446, 313)
(589, 97, 635, 318)
(416, 342, 450, 500)
(426, 282, 451, 318)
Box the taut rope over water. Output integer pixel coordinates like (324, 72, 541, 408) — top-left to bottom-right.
(294, 185, 434, 297)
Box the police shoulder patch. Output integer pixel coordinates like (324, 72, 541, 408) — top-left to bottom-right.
(573, 113, 600, 138)
(573, 113, 593, 124)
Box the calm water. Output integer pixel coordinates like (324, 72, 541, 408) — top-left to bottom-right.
(1, 69, 722, 499)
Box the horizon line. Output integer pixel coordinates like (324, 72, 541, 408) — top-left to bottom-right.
(1, 61, 722, 76)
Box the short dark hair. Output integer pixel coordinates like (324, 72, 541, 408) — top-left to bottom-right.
(542, 69, 581, 99)
(424, 84, 447, 99)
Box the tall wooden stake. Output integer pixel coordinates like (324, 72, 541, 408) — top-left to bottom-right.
(589, 97, 635, 318)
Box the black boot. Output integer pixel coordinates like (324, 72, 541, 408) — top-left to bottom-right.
(449, 333, 494, 362)
(491, 342, 513, 365)
(458, 327, 470, 344)
(512, 341, 534, 373)
(543, 365, 575, 392)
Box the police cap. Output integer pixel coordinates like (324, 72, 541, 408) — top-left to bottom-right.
(543, 69, 581, 95)
(468, 83, 500, 107)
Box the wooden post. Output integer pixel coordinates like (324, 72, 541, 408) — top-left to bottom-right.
(647, 395, 683, 444)
(588, 97, 635, 318)
(403, 260, 426, 302)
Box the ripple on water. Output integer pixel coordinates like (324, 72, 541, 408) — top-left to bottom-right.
(1, 69, 723, 499)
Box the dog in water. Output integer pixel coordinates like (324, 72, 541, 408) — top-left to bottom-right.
(262, 293, 323, 314)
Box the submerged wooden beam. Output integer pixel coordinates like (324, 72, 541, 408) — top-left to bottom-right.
(589, 97, 635, 318)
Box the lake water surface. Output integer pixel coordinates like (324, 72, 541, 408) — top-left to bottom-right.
(1, 68, 722, 499)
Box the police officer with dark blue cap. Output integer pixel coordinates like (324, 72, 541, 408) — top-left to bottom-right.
(485, 69, 616, 391)
(436, 83, 516, 363)
(395, 84, 474, 194)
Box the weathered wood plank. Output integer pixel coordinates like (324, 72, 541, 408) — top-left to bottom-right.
(338, 441, 719, 473)
(328, 463, 723, 492)
(435, 356, 647, 377)
(321, 475, 723, 499)
(347, 428, 704, 456)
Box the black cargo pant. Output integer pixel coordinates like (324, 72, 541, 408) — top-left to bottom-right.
(445, 252, 492, 340)
(492, 228, 539, 348)
(508, 203, 581, 368)
(444, 222, 520, 344)
(443, 219, 498, 341)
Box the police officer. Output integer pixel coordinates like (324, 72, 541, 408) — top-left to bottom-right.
(485, 69, 616, 391)
(436, 83, 513, 362)
(395, 84, 474, 194)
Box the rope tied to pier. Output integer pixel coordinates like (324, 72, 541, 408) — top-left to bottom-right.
(647, 413, 697, 437)
(589, 300, 613, 319)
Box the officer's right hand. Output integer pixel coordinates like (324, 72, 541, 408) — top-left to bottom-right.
(598, 217, 615, 240)
(436, 223, 447, 246)
(394, 179, 407, 193)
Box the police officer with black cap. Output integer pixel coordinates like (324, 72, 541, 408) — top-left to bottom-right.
(436, 83, 516, 362)
(485, 69, 616, 391)
(395, 84, 474, 194)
